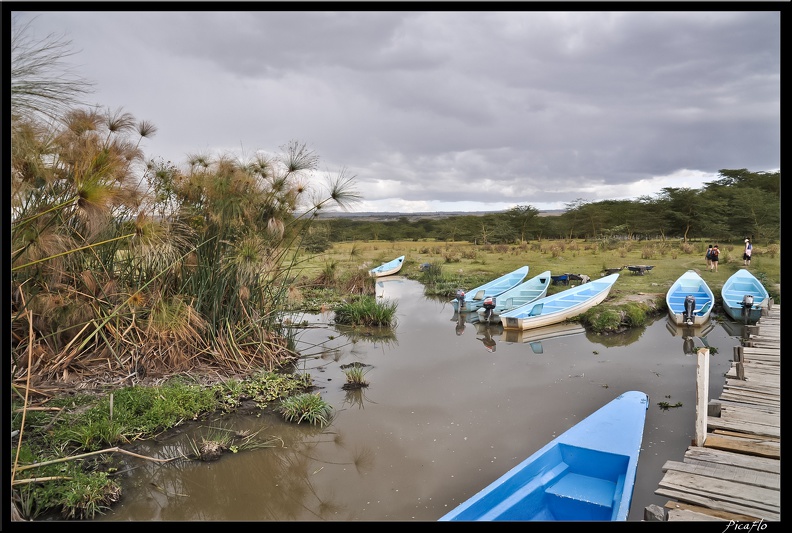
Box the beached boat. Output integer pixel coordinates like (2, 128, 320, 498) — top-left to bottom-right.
(720, 269, 769, 324)
(500, 274, 618, 331)
(476, 270, 551, 322)
(439, 390, 649, 521)
(367, 255, 404, 278)
(451, 266, 530, 312)
(665, 269, 714, 326)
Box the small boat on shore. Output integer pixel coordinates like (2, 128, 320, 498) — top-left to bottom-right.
(451, 266, 529, 312)
(477, 270, 551, 322)
(720, 269, 769, 324)
(439, 390, 649, 521)
(368, 255, 405, 278)
(500, 273, 618, 331)
(666, 269, 714, 326)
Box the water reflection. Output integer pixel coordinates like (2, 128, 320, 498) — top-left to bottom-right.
(97, 277, 735, 522)
(665, 316, 715, 355)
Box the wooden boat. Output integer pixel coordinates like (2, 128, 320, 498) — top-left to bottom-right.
(720, 269, 769, 324)
(476, 270, 551, 322)
(451, 266, 529, 312)
(665, 269, 714, 326)
(439, 390, 649, 521)
(500, 273, 618, 331)
(367, 255, 404, 278)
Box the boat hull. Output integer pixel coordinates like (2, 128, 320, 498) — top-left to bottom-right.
(439, 390, 649, 521)
(720, 269, 769, 325)
(476, 270, 551, 321)
(500, 274, 618, 331)
(368, 256, 405, 278)
(451, 266, 530, 312)
(665, 270, 714, 326)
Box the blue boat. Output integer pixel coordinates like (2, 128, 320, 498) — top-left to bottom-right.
(476, 270, 551, 322)
(367, 255, 405, 278)
(666, 269, 714, 326)
(720, 269, 770, 324)
(439, 390, 649, 521)
(500, 273, 618, 331)
(451, 266, 529, 312)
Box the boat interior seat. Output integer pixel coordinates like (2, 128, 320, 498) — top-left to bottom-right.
(528, 304, 543, 316)
(473, 290, 486, 300)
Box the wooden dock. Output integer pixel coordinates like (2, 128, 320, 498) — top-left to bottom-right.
(645, 304, 780, 522)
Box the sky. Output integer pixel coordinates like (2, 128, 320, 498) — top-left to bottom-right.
(9, 8, 781, 213)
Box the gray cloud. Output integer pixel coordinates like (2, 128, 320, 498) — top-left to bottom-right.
(13, 9, 780, 211)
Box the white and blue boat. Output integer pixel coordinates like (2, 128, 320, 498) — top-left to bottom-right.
(720, 269, 770, 324)
(451, 266, 529, 312)
(367, 255, 405, 278)
(500, 273, 618, 331)
(476, 270, 551, 322)
(666, 269, 714, 326)
(439, 390, 649, 521)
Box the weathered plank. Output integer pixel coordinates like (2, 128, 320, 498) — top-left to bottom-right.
(704, 433, 780, 459)
(656, 470, 780, 510)
(663, 500, 759, 521)
(654, 487, 779, 521)
(683, 446, 781, 474)
(661, 460, 780, 490)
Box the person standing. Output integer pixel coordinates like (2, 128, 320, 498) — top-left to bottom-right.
(710, 245, 720, 272)
(743, 238, 752, 266)
(705, 244, 713, 270)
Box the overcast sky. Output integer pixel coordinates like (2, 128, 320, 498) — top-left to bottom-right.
(12, 9, 781, 213)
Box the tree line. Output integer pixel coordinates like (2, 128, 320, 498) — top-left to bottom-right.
(317, 169, 780, 247)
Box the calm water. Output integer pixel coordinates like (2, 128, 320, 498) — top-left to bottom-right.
(94, 276, 737, 522)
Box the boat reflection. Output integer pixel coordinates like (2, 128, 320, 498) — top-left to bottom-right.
(665, 316, 714, 355)
(501, 322, 586, 354)
(473, 321, 503, 352)
(719, 318, 751, 340)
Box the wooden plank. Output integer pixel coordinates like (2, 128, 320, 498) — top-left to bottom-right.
(707, 418, 780, 438)
(663, 500, 759, 521)
(661, 460, 779, 490)
(704, 433, 780, 459)
(683, 446, 781, 473)
(709, 429, 779, 443)
(654, 488, 779, 521)
(657, 470, 780, 509)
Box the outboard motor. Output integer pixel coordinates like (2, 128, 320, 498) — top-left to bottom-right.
(481, 296, 496, 322)
(741, 294, 754, 320)
(455, 289, 466, 309)
(683, 295, 696, 326)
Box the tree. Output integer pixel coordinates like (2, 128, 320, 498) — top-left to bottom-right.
(505, 205, 539, 243)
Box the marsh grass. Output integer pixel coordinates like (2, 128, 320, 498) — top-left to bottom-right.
(333, 296, 398, 327)
(279, 392, 333, 427)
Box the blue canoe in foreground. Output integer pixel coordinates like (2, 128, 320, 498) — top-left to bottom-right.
(367, 255, 405, 278)
(439, 390, 649, 521)
(720, 269, 770, 325)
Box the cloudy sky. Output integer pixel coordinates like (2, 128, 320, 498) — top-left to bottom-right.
(12, 9, 781, 213)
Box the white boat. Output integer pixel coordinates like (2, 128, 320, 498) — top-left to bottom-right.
(451, 266, 529, 312)
(368, 255, 405, 278)
(665, 269, 714, 326)
(476, 270, 551, 322)
(500, 274, 618, 331)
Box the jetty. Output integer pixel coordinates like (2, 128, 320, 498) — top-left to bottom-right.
(645, 304, 780, 522)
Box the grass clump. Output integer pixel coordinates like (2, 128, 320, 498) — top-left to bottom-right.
(333, 295, 398, 327)
(279, 393, 333, 427)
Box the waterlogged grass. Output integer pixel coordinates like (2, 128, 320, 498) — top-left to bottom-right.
(10, 371, 314, 520)
(580, 300, 659, 334)
(333, 295, 398, 327)
(279, 392, 333, 427)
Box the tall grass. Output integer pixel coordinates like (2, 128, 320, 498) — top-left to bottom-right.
(333, 296, 398, 327)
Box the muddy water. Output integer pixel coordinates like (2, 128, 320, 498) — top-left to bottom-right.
(95, 277, 736, 521)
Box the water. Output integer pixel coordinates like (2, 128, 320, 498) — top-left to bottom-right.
(94, 277, 735, 521)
